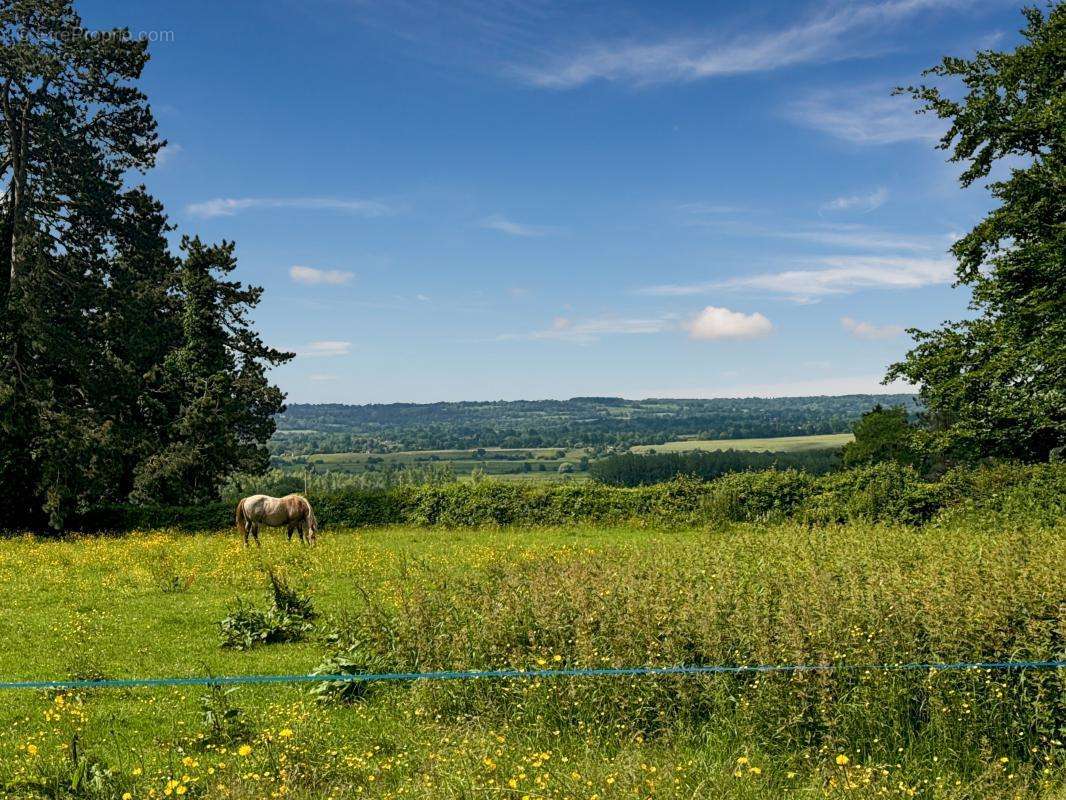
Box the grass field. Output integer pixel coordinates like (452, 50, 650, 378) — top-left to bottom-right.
(306, 446, 593, 481)
(297, 433, 852, 484)
(629, 432, 854, 454)
(0, 519, 1062, 799)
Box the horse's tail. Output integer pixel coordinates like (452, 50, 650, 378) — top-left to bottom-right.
(235, 498, 247, 536)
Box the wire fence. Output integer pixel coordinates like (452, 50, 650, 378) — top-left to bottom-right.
(2, 659, 1063, 692)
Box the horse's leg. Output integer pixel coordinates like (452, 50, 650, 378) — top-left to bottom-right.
(252, 522, 261, 547)
(243, 525, 250, 547)
(286, 524, 294, 542)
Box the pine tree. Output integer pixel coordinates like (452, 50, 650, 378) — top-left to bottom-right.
(131, 238, 292, 504)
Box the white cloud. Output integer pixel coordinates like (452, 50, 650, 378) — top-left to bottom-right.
(296, 341, 352, 358)
(821, 187, 888, 213)
(309, 373, 339, 381)
(686, 306, 773, 340)
(643, 255, 955, 303)
(635, 374, 913, 399)
(289, 265, 354, 285)
(517, 0, 961, 88)
(480, 214, 557, 237)
(775, 224, 941, 252)
(156, 142, 183, 166)
(841, 316, 907, 339)
(787, 89, 945, 145)
(503, 314, 674, 344)
(186, 197, 394, 218)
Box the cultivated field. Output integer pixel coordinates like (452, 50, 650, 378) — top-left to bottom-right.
(629, 432, 854, 454)
(0, 518, 1062, 799)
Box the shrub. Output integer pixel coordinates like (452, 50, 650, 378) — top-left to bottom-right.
(69, 462, 1066, 534)
(219, 571, 316, 650)
(802, 462, 947, 525)
(701, 469, 816, 522)
(198, 684, 252, 746)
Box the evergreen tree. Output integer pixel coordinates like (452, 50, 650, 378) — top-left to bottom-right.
(1, 1, 160, 524)
(887, 6, 1065, 461)
(1, 2, 292, 525)
(131, 238, 292, 505)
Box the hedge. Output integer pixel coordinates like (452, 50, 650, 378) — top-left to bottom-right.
(64, 462, 1065, 534)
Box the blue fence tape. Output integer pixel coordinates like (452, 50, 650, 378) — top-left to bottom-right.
(1, 660, 1063, 692)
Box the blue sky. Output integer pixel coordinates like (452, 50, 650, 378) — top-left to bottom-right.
(84, 0, 1021, 403)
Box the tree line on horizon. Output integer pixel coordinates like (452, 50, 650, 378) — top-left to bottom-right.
(272, 394, 920, 454)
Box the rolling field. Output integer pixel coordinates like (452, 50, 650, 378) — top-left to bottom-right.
(306, 447, 594, 481)
(629, 432, 854, 454)
(297, 433, 852, 484)
(0, 519, 1062, 799)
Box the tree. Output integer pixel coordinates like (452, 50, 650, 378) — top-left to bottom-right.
(131, 238, 292, 504)
(841, 405, 922, 469)
(1, 1, 161, 524)
(887, 5, 1065, 461)
(0, 2, 290, 525)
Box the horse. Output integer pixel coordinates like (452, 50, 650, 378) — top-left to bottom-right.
(236, 493, 318, 546)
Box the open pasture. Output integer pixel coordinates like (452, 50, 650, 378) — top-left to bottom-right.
(0, 519, 1063, 799)
(629, 432, 854, 454)
(306, 446, 593, 480)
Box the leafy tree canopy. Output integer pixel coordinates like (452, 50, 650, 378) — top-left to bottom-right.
(887, 5, 1065, 461)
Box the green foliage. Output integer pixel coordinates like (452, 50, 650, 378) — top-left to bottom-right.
(4, 736, 132, 799)
(590, 447, 840, 486)
(0, 3, 290, 528)
(72, 462, 1066, 533)
(218, 572, 316, 650)
(198, 684, 251, 747)
(330, 523, 1064, 754)
(888, 6, 1066, 461)
(842, 405, 923, 469)
(309, 642, 391, 705)
(701, 469, 818, 522)
(801, 462, 947, 526)
(268, 569, 317, 621)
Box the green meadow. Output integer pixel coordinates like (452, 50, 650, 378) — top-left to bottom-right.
(629, 432, 855, 454)
(1, 516, 1062, 799)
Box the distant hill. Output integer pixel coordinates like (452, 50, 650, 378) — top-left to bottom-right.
(272, 394, 920, 455)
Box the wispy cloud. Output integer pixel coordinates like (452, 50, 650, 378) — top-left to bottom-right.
(636, 373, 913, 399)
(517, 0, 962, 88)
(642, 255, 955, 303)
(787, 88, 945, 145)
(295, 341, 352, 358)
(821, 187, 888, 213)
(686, 306, 773, 340)
(480, 213, 558, 237)
(289, 266, 355, 286)
(156, 142, 183, 166)
(502, 314, 675, 344)
(841, 316, 907, 339)
(186, 197, 395, 218)
(775, 223, 941, 252)
(309, 373, 339, 382)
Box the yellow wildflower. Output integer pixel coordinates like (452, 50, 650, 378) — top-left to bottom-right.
(836, 754, 850, 766)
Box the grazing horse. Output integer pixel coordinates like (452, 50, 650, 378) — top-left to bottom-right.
(236, 494, 318, 546)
